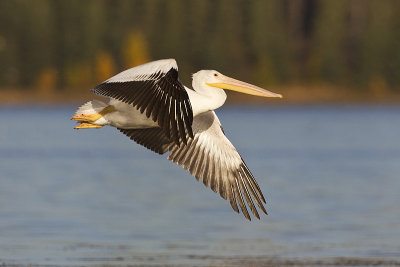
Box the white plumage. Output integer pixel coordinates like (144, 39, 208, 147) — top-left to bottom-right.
(72, 59, 282, 220)
(105, 59, 177, 83)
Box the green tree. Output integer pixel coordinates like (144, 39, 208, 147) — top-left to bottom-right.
(308, 0, 347, 83)
(0, 1, 21, 86)
(359, 0, 399, 90)
(248, 0, 289, 85)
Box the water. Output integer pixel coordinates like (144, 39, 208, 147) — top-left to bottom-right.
(0, 106, 399, 266)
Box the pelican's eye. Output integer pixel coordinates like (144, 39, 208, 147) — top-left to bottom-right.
(214, 73, 218, 77)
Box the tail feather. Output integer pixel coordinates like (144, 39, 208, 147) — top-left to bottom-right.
(72, 99, 109, 128)
(74, 99, 108, 117)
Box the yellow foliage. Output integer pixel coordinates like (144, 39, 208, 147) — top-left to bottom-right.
(369, 74, 388, 98)
(36, 68, 58, 94)
(65, 61, 93, 89)
(95, 51, 115, 83)
(122, 31, 150, 68)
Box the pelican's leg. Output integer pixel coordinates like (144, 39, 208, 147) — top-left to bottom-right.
(71, 105, 116, 122)
(75, 122, 103, 129)
(72, 113, 102, 122)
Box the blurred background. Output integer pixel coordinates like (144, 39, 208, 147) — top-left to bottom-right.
(0, 0, 399, 104)
(1, 1, 400, 266)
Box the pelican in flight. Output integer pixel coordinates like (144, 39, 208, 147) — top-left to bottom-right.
(72, 59, 282, 220)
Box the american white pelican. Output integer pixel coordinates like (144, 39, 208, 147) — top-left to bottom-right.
(72, 59, 282, 220)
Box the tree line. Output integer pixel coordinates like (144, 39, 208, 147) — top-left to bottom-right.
(0, 0, 399, 92)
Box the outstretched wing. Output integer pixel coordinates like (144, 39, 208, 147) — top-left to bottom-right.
(167, 111, 267, 220)
(92, 59, 193, 145)
(118, 111, 267, 220)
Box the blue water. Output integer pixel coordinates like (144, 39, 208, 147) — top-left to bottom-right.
(0, 106, 399, 266)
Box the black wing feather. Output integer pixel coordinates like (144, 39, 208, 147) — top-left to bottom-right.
(93, 68, 193, 145)
(118, 128, 170, 155)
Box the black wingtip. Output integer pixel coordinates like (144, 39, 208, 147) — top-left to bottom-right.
(188, 127, 194, 139)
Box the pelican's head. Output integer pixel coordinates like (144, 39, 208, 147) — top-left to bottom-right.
(193, 70, 282, 98)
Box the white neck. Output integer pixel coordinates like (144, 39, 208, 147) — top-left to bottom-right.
(186, 83, 227, 116)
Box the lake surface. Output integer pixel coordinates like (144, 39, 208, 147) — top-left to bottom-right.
(0, 105, 399, 266)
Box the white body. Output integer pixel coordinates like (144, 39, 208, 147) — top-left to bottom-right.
(76, 70, 229, 129)
(104, 99, 158, 128)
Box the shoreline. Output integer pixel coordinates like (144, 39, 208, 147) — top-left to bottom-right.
(1, 256, 400, 267)
(1, 85, 400, 106)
